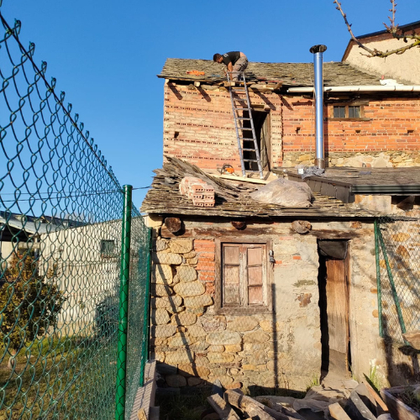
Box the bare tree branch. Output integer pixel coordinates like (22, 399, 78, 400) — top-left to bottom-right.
(334, 0, 420, 58)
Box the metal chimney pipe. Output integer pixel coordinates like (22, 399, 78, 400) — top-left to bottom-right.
(310, 44, 327, 169)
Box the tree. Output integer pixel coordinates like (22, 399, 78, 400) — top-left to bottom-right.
(0, 251, 65, 364)
(334, 0, 420, 57)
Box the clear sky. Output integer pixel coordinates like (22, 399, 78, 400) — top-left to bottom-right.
(1, 0, 419, 207)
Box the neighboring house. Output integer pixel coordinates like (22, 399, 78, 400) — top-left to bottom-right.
(342, 20, 420, 86)
(143, 29, 420, 391)
(0, 211, 122, 335)
(38, 219, 122, 335)
(0, 212, 76, 261)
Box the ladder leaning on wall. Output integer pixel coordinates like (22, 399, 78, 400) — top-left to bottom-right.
(227, 71, 264, 179)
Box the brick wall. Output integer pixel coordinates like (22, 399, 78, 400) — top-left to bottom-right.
(163, 83, 284, 173)
(163, 82, 420, 170)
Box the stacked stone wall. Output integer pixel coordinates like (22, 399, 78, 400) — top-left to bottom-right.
(150, 235, 284, 389)
(149, 219, 419, 391)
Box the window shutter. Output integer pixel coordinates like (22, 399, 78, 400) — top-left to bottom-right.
(222, 244, 240, 305)
(247, 245, 264, 305)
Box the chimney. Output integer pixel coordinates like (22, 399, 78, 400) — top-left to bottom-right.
(310, 44, 327, 169)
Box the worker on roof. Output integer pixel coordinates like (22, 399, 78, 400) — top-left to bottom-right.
(213, 51, 248, 82)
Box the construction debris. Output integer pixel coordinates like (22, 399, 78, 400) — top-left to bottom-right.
(205, 380, 392, 420)
(179, 176, 215, 207)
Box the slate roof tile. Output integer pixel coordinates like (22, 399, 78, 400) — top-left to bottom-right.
(158, 58, 384, 87)
(141, 157, 379, 219)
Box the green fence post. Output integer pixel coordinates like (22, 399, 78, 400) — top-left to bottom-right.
(140, 227, 152, 387)
(376, 220, 407, 337)
(374, 220, 384, 337)
(115, 185, 133, 420)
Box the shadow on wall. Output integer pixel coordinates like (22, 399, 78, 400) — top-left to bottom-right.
(381, 314, 420, 386)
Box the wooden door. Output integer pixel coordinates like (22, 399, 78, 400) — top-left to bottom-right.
(325, 258, 350, 375)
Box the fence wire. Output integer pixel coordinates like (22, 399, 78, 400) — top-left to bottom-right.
(0, 9, 150, 420)
(375, 217, 420, 343)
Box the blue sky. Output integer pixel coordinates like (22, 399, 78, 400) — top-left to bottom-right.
(1, 0, 419, 207)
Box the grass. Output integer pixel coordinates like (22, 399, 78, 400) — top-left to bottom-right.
(0, 334, 118, 420)
(306, 374, 320, 391)
(367, 360, 382, 392)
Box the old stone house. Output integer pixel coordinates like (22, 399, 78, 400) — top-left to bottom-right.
(142, 33, 420, 392)
(142, 157, 420, 391)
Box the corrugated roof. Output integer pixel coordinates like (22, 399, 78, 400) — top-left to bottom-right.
(141, 157, 379, 219)
(158, 58, 384, 87)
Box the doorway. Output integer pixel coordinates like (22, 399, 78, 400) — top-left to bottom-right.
(318, 240, 351, 379)
(242, 110, 270, 171)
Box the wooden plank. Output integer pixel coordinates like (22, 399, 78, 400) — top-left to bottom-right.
(329, 402, 352, 420)
(363, 381, 388, 413)
(224, 389, 286, 420)
(207, 394, 241, 420)
(381, 388, 420, 420)
(354, 383, 384, 417)
(218, 174, 269, 184)
(347, 390, 377, 420)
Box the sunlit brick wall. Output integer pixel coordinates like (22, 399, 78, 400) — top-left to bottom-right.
(163, 82, 420, 169)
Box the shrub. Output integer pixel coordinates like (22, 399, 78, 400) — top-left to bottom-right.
(0, 251, 66, 356)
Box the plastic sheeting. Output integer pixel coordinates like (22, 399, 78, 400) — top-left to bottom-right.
(250, 178, 314, 208)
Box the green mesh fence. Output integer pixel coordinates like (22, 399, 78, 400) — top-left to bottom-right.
(375, 217, 420, 343)
(0, 8, 150, 420)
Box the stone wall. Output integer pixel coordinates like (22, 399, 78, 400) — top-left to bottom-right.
(283, 151, 420, 168)
(147, 218, 420, 391)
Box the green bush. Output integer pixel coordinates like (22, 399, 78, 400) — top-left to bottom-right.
(0, 251, 66, 356)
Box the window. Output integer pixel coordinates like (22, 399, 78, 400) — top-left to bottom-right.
(100, 239, 116, 258)
(216, 240, 271, 312)
(333, 106, 346, 118)
(348, 106, 360, 118)
(332, 104, 363, 119)
(332, 104, 364, 119)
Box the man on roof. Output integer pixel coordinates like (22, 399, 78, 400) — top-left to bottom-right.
(213, 51, 248, 82)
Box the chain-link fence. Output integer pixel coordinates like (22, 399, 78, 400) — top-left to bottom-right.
(375, 217, 420, 343)
(0, 8, 150, 420)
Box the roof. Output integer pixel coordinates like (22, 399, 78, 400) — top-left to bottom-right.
(141, 157, 379, 219)
(355, 20, 420, 41)
(158, 58, 385, 87)
(0, 211, 84, 238)
(276, 167, 420, 203)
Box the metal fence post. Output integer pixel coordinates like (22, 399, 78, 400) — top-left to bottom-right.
(140, 227, 152, 387)
(374, 220, 384, 337)
(115, 185, 133, 420)
(376, 220, 407, 337)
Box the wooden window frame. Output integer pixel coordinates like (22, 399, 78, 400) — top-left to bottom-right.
(330, 103, 368, 121)
(214, 237, 273, 314)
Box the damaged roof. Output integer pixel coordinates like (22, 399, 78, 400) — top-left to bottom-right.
(141, 157, 379, 219)
(158, 58, 385, 87)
